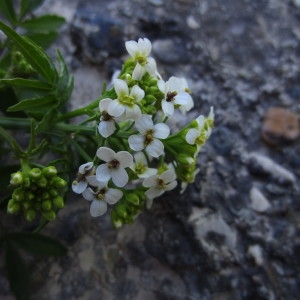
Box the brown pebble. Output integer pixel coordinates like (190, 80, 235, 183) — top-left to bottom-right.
(261, 107, 299, 146)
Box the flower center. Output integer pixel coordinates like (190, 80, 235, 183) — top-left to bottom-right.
(136, 55, 147, 66)
(96, 187, 107, 200)
(156, 178, 165, 190)
(119, 94, 135, 107)
(144, 129, 154, 146)
(101, 110, 113, 121)
(135, 163, 147, 175)
(108, 159, 120, 169)
(166, 91, 177, 102)
(195, 132, 206, 146)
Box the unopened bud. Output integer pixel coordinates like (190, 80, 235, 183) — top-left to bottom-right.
(43, 210, 56, 221)
(10, 172, 23, 186)
(52, 196, 64, 209)
(51, 177, 67, 189)
(29, 168, 42, 180)
(42, 166, 57, 178)
(25, 209, 36, 222)
(42, 200, 52, 211)
(126, 193, 140, 206)
(7, 199, 20, 214)
(37, 176, 47, 188)
(12, 188, 25, 202)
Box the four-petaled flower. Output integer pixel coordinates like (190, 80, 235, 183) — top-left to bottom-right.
(128, 114, 170, 158)
(98, 98, 117, 138)
(185, 115, 206, 147)
(82, 176, 123, 217)
(143, 170, 177, 207)
(72, 162, 94, 194)
(158, 76, 193, 117)
(108, 79, 144, 121)
(125, 37, 159, 80)
(130, 152, 157, 178)
(96, 147, 133, 187)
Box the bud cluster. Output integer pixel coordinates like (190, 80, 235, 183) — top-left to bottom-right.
(8, 166, 67, 222)
(72, 38, 214, 228)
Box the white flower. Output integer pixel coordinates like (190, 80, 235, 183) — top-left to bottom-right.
(98, 98, 117, 138)
(128, 114, 170, 158)
(143, 170, 177, 201)
(82, 177, 123, 217)
(130, 152, 157, 178)
(185, 115, 205, 146)
(158, 76, 193, 117)
(108, 79, 144, 120)
(125, 38, 159, 80)
(96, 147, 133, 187)
(72, 162, 94, 194)
(178, 78, 194, 113)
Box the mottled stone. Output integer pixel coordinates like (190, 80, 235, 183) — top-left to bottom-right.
(261, 107, 299, 146)
(249, 186, 271, 213)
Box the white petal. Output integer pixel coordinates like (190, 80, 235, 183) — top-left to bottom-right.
(160, 170, 176, 183)
(98, 120, 116, 138)
(162, 100, 174, 117)
(99, 98, 112, 112)
(114, 79, 128, 96)
(96, 147, 115, 162)
(125, 40, 139, 57)
(138, 167, 157, 178)
(130, 85, 145, 102)
(90, 200, 107, 217)
(82, 187, 96, 201)
(111, 168, 128, 187)
(132, 63, 145, 81)
(157, 80, 166, 93)
(143, 175, 157, 187)
(186, 128, 199, 145)
(72, 180, 87, 194)
(153, 123, 170, 139)
(78, 162, 93, 174)
(174, 92, 189, 105)
(86, 175, 101, 187)
(135, 114, 153, 133)
(129, 135, 145, 151)
(108, 100, 125, 117)
(138, 38, 152, 56)
(116, 151, 133, 168)
(146, 198, 153, 209)
(168, 76, 181, 92)
(145, 57, 157, 76)
(96, 164, 111, 182)
(145, 187, 164, 199)
(146, 139, 164, 157)
(134, 151, 147, 165)
(179, 94, 194, 112)
(125, 105, 142, 120)
(196, 115, 205, 130)
(105, 188, 123, 204)
(165, 180, 177, 191)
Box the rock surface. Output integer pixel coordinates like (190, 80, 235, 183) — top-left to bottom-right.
(1, 0, 300, 299)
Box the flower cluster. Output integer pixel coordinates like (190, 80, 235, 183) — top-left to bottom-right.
(8, 166, 67, 222)
(72, 38, 214, 228)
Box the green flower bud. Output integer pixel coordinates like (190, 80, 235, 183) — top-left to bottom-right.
(42, 166, 57, 178)
(49, 189, 58, 197)
(37, 176, 47, 188)
(10, 172, 23, 186)
(25, 209, 36, 222)
(116, 203, 127, 218)
(22, 201, 31, 210)
(52, 196, 64, 209)
(25, 191, 35, 201)
(126, 193, 140, 206)
(43, 211, 56, 221)
(29, 168, 42, 180)
(23, 176, 31, 188)
(12, 188, 25, 202)
(42, 200, 52, 211)
(110, 210, 123, 229)
(7, 199, 20, 214)
(51, 177, 67, 189)
(144, 105, 157, 115)
(144, 95, 157, 104)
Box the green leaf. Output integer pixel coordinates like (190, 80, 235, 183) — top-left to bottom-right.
(0, 78, 52, 90)
(6, 232, 68, 256)
(7, 95, 56, 112)
(0, 2, 17, 26)
(19, 15, 65, 33)
(20, 0, 45, 20)
(26, 32, 59, 49)
(36, 109, 58, 133)
(5, 241, 30, 300)
(0, 21, 58, 84)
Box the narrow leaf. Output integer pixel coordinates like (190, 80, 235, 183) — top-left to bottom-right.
(0, 21, 58, 84)
(6, 232, 68, 256)
(5, 241, 30, 300)
(20, 0, 45, 20)
(7, 95, 55, 112)
(20, 15, 65, 33)
(0, 2, 17, 25)
(26, 32, 58, 49)
(36, 109, 58, 133)
(0, 78, 52, 90)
